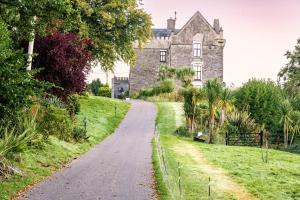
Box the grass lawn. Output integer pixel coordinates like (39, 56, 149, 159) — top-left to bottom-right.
(154, 102, 300, 200)
(0, 96, 130, 200)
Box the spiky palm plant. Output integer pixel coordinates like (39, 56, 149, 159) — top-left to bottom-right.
(280, 100, 293, 149)
(219, 88, 234, 125)
(204, 79, 224, 143)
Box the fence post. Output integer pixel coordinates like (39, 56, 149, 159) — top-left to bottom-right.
(225, 132, 228, 145)
(208, 177, 211, 200)
(260, 131, 263, 147)
(178, 162, 182, 200)
(114, 104, 117, 118)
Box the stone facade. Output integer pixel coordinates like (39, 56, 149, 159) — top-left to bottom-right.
(129, 11, 225, 93)
(112, 77, 129, 99)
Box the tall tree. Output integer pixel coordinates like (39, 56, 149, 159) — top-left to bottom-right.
(219, 88, 234, 125)
(280, 100, 293, 149)
(278, 39, 300, 97)
(204, 79, 223, 143)
(71, 0, 152, 70)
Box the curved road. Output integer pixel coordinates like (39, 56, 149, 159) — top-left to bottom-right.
(20, 100, 157, 200)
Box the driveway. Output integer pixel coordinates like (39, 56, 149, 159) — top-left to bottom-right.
(20, 100, 157, 200)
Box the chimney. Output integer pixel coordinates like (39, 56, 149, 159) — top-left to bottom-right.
(167, 12, 177, 31)
(167, 18, 176, 31)
(213, 19, 220, 33)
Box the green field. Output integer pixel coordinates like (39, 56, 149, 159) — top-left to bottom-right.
(0, 96, 130, 200)
(154, 102, 300, 200)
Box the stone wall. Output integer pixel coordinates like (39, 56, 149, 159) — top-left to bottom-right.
(129, 48, 170, 93)
(129, 11, 225, 93)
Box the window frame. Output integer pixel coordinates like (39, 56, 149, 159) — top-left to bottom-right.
(160, 50, 167, 62)
(193, 63, 202, 81)
(193, 41, 202, 58)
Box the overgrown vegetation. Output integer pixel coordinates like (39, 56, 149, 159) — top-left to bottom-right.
(0, 96, 130, 199)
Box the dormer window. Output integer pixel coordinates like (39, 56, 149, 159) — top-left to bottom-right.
(160, 50, 166, 62)
(193, 41, 202, 58)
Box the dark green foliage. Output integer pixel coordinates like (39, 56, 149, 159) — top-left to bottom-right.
(153, 79, 175, 94)
(234, 79, 284, 132)
(88, 79, 102, 96)
(175, 126, 191, 137)
(223, 111, 262, 135)
(278, 39, 300, 97)
(72, 126, 88, 142)
(0, 20, 50, 123)
(67, 95, 80, 117)
(37, 105, 73, 141)
(138, 79, 175, 97)
(98, 84, 112, 98)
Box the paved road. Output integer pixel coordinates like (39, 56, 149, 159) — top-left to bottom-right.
(20, 100, 157, 200)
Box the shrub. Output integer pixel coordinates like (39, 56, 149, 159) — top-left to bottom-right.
(33, 32, 93, 100)
(98, 84, 112, 97)
(223, 110, 262, 135)
(88, 79, 102, 96)
(38, 105, 73, 141)
(153, 79, 174, 94)
(234, 79, 284, 132)
(72, 126, 88, 142)
(67, 95, 80, 117)
(0, 20, 49, 124)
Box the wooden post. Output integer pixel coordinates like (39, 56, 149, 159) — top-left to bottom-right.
(225, 132, 228, 145)
(260, 131, 263, 147)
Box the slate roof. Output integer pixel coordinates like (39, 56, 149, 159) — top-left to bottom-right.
(152, 29, 180, 38)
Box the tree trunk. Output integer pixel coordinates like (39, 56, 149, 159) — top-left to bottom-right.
(220, 108, 226, 125)
(284, 122, 288, 149)
(208, 111, 214, 144)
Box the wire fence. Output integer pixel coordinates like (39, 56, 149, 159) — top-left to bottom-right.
(155, 126, 216, 200)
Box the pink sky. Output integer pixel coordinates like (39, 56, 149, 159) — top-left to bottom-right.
(141, 0, 300, 86)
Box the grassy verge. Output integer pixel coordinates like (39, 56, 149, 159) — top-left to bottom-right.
(0, 96, 130, 200)
(154, 102, 300, 200)
(154, 102, 233, 200)
(192, 142, 300, 200)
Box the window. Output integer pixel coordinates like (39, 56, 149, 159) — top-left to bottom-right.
(193, 63, 202, 80)
(193, 42, 202, 57)
(160, 50, 166, 62)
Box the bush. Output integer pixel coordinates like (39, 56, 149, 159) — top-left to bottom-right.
(223, 110, 262, 135)
(153, 79, 175, 94)
(72, 126, 88, 142)
(67, 95, 80, 117)
(234, 79, 284, 132)
(0, 20, 49, 124)
(175, 126, 191, 137)
(138, 79, 175, 98)
(33, 32, 93, 100)
(88, 79, 102, 96)
(98, 84, 112, 97)
(38, 105, 73, 141)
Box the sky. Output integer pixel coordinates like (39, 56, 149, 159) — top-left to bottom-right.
(140, 0, 300, 86)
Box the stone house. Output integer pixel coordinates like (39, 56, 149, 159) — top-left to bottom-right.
(129, 11, 226, 93)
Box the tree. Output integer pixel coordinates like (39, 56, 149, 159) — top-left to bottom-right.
(0, 20, 48, 122)
(280, 100, 293, 149)
(235, 79, 284, 133)
(204, 79, 223, 143)
(278, 39, 300, 97)
(88, 79, 102, 96)
(219, 88, 234, 125)
(1, 0, 152, 73)
(289, 110, 300, 146)
(33, 32, 93, 100)
(72, 0, 152, 69)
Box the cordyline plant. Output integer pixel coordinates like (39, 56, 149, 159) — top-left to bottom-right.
(33, 32, 93, 100)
